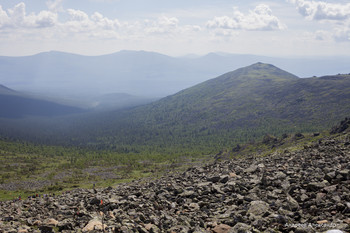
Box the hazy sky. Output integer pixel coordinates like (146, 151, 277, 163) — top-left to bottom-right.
(0, 0, 349, 57)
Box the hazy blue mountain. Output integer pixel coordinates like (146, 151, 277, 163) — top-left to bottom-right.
(0, 51, 349, 98)
(0, 50, 192, 97)
(0, 84, 85, 118)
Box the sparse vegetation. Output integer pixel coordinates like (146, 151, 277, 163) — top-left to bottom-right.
(0, 139, 214, 200)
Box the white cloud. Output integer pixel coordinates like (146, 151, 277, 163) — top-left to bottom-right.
(158, 16, 179, 28)
(142, 16, 201, 37)
(289, 0, 350, 21)
(289, 0, 350, 42)
(0, 6, 10, 28)
(34, 11, 58, 28)
(67, 9, 89, 22)
(207, 4, 286, 31)
(0, 2, 122, 39)
(0, 3, 200, 41)
(211, 28, 239, 40)
(0, 2, 57, 29)
(63, 9, 122, 37)
(91, 12, 120, 30)
(46, 0, 64, 13)
(144, 16, 179, 35)
(183, 25, 201, 32)
(7, 2, 27, 27)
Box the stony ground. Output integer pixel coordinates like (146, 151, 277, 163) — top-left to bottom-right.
(1, 132, 350, 232)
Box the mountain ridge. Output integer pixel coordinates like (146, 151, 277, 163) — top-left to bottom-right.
(1, 50, 350, 97)
(143, 62, 300, 127)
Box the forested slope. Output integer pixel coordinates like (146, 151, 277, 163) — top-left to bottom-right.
(66, 63, 350, 153)
(1, 63, 350, 155)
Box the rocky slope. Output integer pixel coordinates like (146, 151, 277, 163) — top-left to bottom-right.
(1, 131, 350, 232)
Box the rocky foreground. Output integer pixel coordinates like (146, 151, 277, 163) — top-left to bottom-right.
(1, 133, 350, 233)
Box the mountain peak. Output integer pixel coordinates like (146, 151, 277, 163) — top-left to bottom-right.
(233, 62, 300, 81)
(250, 62, 273, 67)
(246, 62, 284, 71)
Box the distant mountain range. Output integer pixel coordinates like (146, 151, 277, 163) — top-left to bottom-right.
(1, 50, 350, 98)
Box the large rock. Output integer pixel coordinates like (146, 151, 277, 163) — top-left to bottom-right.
(43, 218, 58, 226)
(244, 164, 258, 173)
(228, 223, 252, 233)
(307, 182, 327, 191)
(212, 224, 231, 233)
(82, 219, 106, 232)
(286, 194, 300, 211)
(247, 201, 270, 217)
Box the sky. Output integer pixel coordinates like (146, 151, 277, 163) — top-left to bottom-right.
(0, 0, 350, 57)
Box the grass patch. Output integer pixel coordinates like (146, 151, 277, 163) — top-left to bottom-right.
(0, 139, 214, 201)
